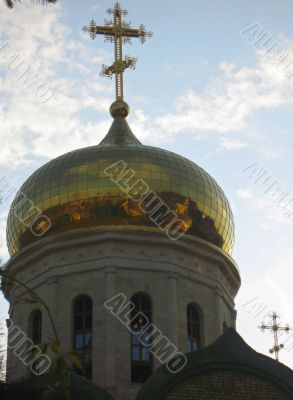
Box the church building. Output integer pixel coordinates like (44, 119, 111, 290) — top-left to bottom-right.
(3, 3, 293, 400)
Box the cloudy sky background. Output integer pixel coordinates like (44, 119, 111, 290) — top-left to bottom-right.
(1, 0, 293, 367)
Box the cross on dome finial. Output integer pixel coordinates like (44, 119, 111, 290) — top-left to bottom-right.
(259, 311, 291, 362)
(82, 2, 152, 118)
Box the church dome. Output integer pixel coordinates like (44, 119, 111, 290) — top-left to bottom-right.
(6, 111, 234, 256)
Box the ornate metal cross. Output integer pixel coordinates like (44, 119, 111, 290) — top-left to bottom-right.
(260, 312, 291, 361)
(82, 2, 152, 102)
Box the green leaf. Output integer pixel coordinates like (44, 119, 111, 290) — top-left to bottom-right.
(66, 353, 83, 370)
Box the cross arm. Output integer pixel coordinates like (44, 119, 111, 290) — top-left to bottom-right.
(120, 28, 141, 38)
(261, 325, 290, 331)
(95, 26, 116, 36)
(94, 26, 150, 40)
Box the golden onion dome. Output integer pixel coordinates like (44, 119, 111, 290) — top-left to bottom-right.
(6, 102, 235, 256)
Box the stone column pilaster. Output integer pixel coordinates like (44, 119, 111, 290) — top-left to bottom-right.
(168, 272, 178, 347)
(105, 266, 116, 392)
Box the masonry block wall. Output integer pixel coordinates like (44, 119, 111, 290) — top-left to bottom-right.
(164, 369, 291, 400)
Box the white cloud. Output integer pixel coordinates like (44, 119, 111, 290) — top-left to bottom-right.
(236, 184, 293, 231)
(127, 45, 293, 145)
(220, 138, 247, 149)
(1, 2, 293, 171)
(153, 56, 288, 137)
(0, 2, 115, 170)
(237, 189, 253, 199)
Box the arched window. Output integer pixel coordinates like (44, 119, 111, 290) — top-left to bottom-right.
(73, 295, 93, 380)
(31, 310, 42, 344)
(187, 303, 201, 352)
(130, 293, 152, 383)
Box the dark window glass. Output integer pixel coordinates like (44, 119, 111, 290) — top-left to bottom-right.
(187, 304, 201, 352)
(73, 295, 93, 380)
(30, 310, 42, 374)
(31, 310, 42, 345)
(132, 347, 140, 361)
(85, 314, 92, 329)
(130, 293, 152, 383)
(75, 334, 84, 349)
(142, 347, 150, 361)
(75, 315, 83, 331)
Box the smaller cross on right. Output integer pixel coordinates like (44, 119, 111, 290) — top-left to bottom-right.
(259, 311, 291, 362)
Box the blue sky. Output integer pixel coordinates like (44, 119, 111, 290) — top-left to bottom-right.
(1, 0, 293, 367)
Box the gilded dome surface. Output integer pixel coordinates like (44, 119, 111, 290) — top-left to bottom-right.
(6, 117, 234, 256)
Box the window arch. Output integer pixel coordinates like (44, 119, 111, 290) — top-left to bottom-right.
(130, 292, 152, 383)
(30, 309, 42, 344)
(187, 303, 201, 352)
(73, 295, 93, 380)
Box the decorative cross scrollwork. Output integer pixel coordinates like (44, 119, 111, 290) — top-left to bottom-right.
(82, 2, 152, 102)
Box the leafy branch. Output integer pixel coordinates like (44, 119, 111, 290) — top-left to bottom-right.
(3, 0, 58, 9)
